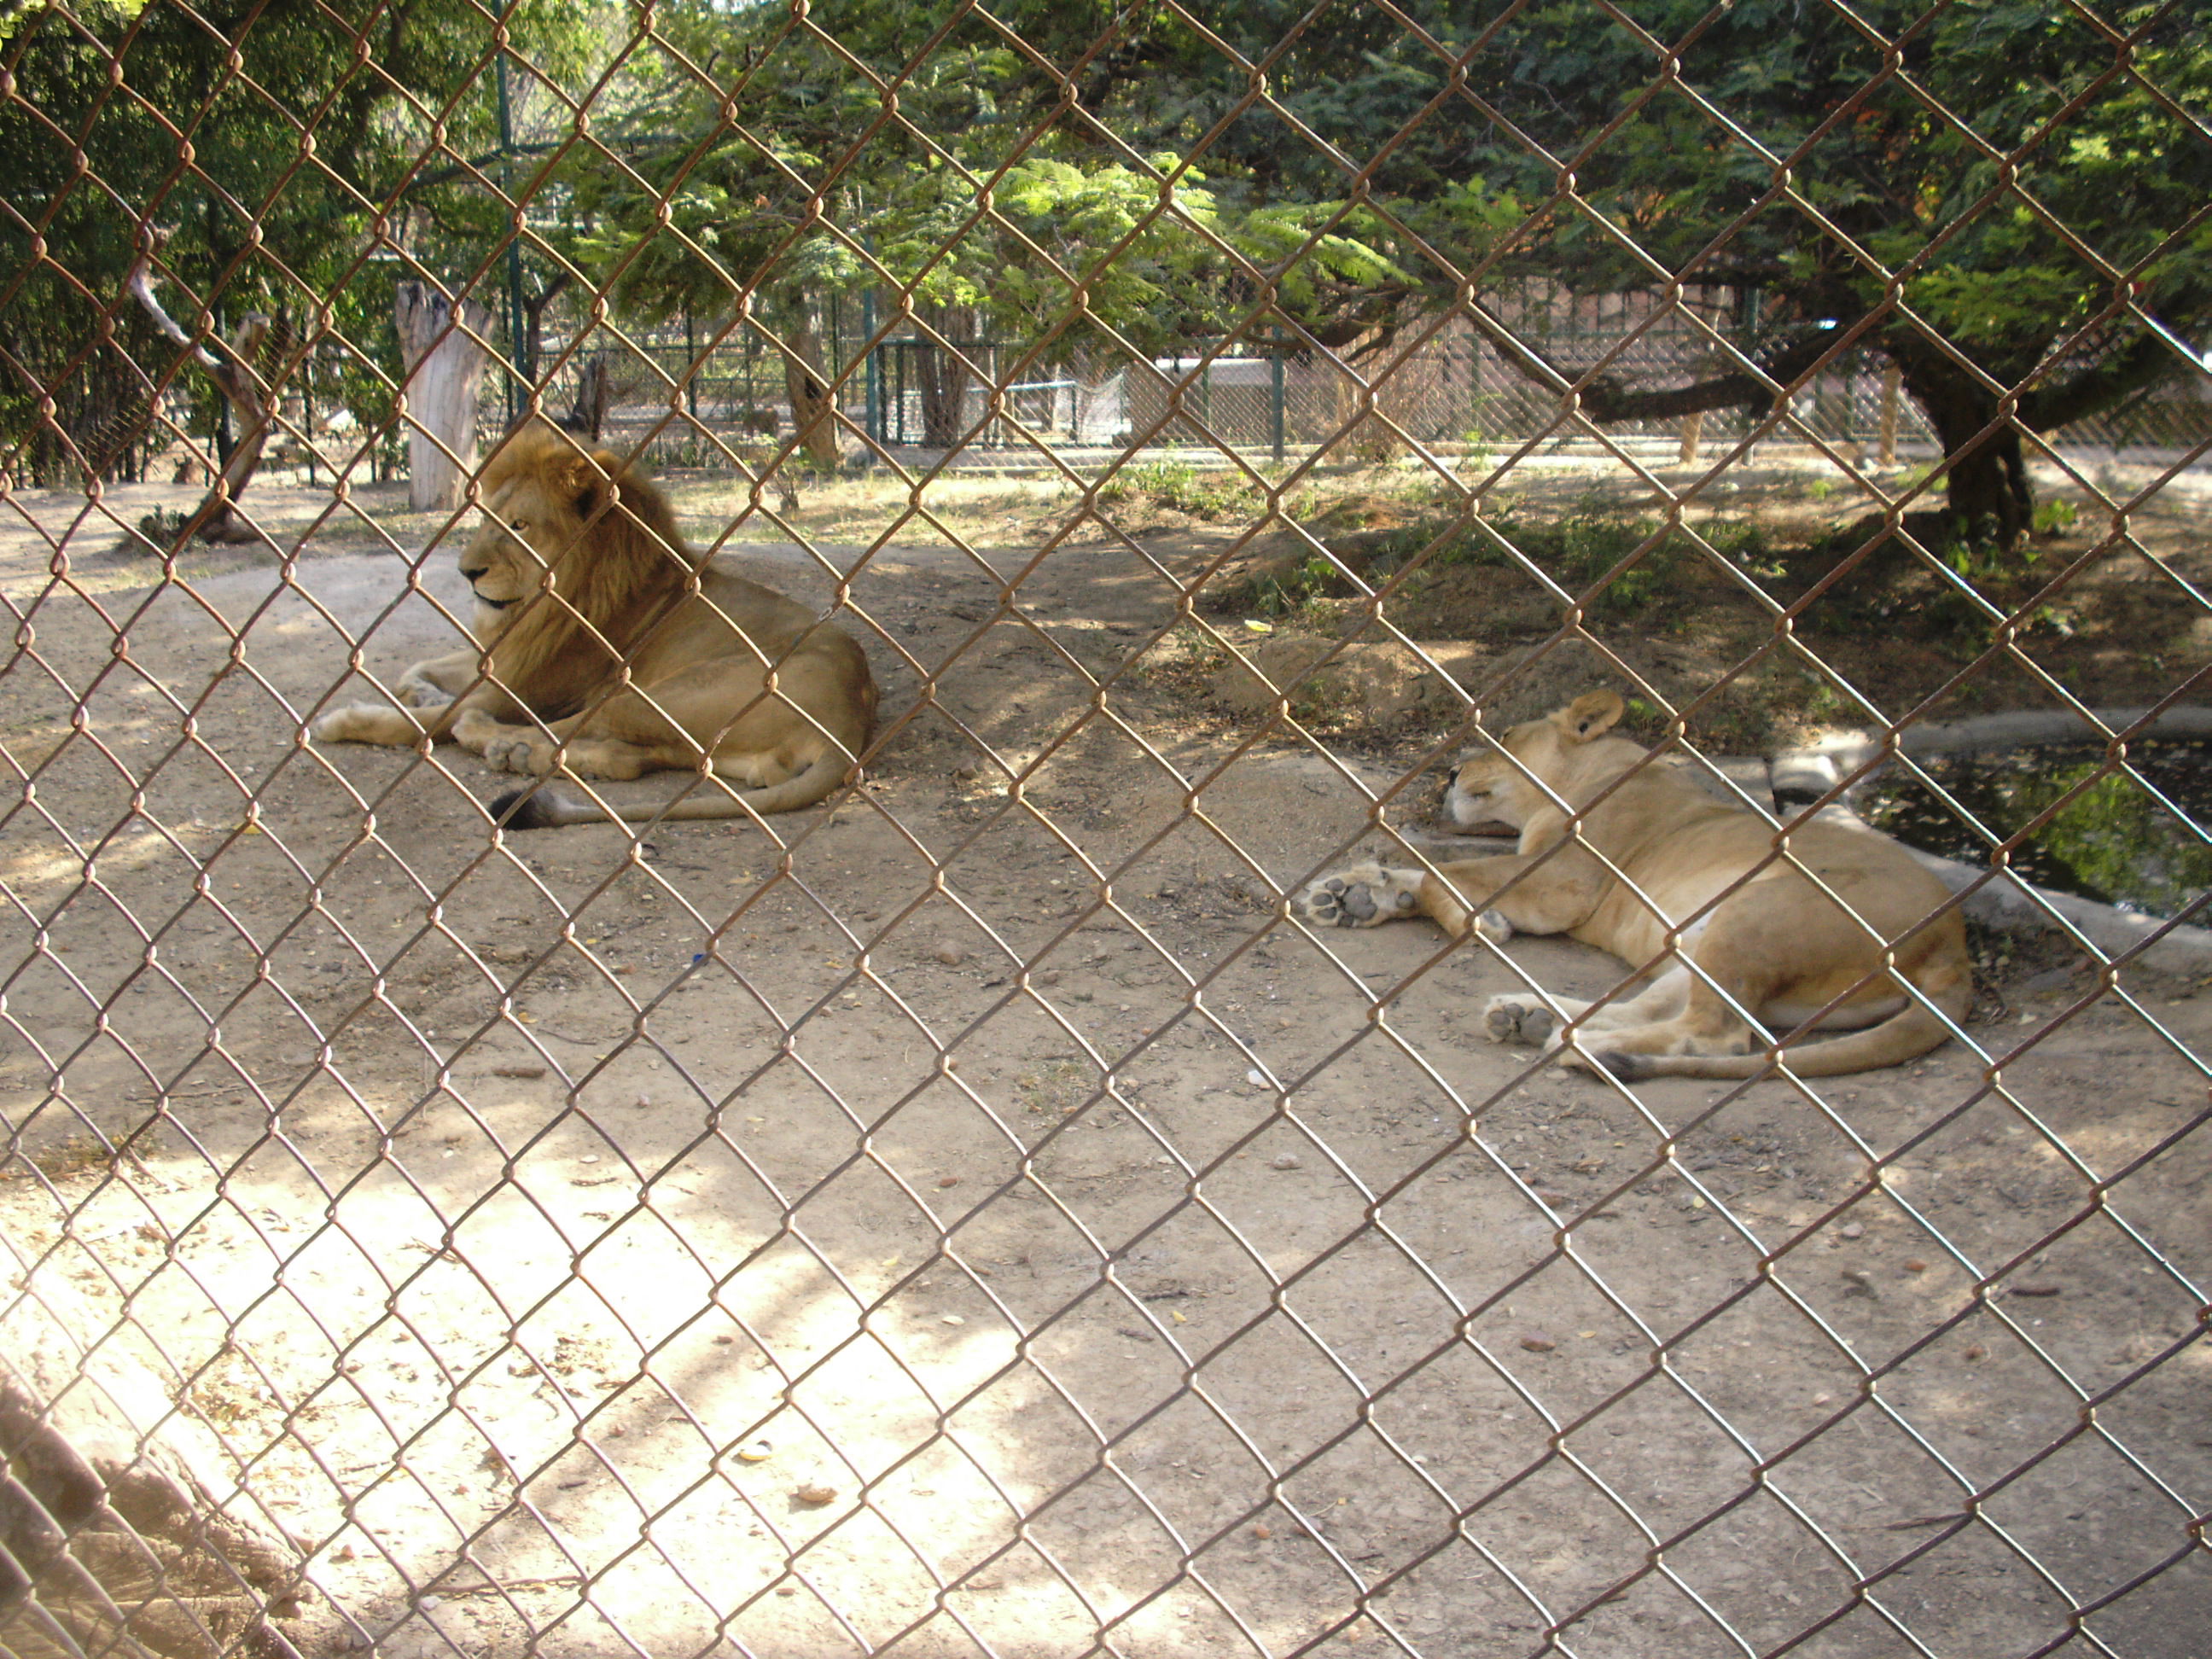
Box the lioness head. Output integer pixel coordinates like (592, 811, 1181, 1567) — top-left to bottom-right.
(1445, 690, 1627, 833)
(457, 424, 680, 638)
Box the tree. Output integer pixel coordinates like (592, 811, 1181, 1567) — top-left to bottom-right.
(0, 0, 597, 510)
(561, 8, 1410, 460)
(976, 0, 2212, 547)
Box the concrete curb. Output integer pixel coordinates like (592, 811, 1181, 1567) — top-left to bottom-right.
(1769, 705, 2212, 796)
(1900, 844, 2212, 978)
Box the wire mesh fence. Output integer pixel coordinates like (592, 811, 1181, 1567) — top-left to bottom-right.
(2, 2, 2209, 1657)
(573, 297, 2212, 468)
(130, 294, 2212, 489)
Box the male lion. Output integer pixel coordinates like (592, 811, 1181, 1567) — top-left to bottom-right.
(312, 424, 875, 829)
(1291, 690, 1970, 1080)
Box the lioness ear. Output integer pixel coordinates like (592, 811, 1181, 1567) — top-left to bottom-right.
(1555, 690, 1625, 742)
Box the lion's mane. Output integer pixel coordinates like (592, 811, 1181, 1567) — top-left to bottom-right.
(477, 427, 696, 690)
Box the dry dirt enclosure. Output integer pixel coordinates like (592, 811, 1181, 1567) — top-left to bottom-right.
(0, 469, 2208, 1659)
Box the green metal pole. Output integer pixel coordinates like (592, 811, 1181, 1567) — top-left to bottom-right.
(497, 53, 528, 423)
(1739, 288, 1763, 440)
(1271, 354, 1285, 464)
(684, 311, 699, 422)
(863, 288, 880, 445)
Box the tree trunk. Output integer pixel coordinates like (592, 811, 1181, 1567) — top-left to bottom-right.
(562, 356, 613, 441)
(521, 272, 572, 396)
(0, 1278, 335, 1656)
(1678, 411, 1703, 466)
(124, 245, 275, 545)
(1897, 360, 2033, 549)
(780, 307, 842, 469)
(915, 303, 974, 448)
(394, 282, 494, 512)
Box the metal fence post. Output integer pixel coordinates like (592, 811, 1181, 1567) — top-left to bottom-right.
(1271, 353, 1285, 464)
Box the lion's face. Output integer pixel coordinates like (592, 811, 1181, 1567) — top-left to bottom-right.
(454, 424, 694, 666)
(457, 457, 593, 634)
(1444, 690, 1627, 833)
(457, 516, 540, 632)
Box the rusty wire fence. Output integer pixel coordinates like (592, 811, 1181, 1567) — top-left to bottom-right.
(3, 2, 2211, 1657)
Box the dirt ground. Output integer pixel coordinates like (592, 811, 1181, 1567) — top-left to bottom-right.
(0, 459, 2207, 1658)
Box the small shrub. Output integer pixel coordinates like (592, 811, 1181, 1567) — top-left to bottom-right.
(2032, 497, 2080, 538)
(1511, 510, 1689, 616)
(1099, 459, 1255, 519)
(1100, 458, 1196, 505)
(132, 508, 193, 550)
(1250, 554, 1342, 620)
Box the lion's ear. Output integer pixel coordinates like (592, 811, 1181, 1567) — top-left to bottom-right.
(1555, 690, 1625, 743)
(554, 451, 619, 520)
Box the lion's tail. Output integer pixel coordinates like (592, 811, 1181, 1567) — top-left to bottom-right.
(1604, 979, 1970, 1082)
(487, 742, 861, 830)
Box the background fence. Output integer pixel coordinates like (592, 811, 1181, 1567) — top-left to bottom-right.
(378, 294, 2212, 477)
(573, 291, 2212, 465)
(2, 2, 2209, 1658)
(83, 288, 2212, 494)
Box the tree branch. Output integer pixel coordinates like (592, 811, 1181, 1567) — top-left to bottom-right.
(2019, 326, 2206, 434)
(123, 236, 221, 371)
(1577, 329, 1843, 422)
(123, 234, 275, 545)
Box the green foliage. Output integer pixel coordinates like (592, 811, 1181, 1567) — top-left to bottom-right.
(1545, 514, 1690, 617)
(2033, 498, 2081, 538)
(982, 0, 2210, 543)
(1485, 508, 1769, 617)
(1871, 753, 2212, 917)
(2, 0, 599, 480)
(559, 0, 1435, 373)
(1248, 555, 1342, 620)
(1233, 501, 1767, 621)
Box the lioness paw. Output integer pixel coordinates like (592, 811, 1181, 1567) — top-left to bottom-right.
(1290, 864, 1423, 929)
(1481, 993, 1558, 1049)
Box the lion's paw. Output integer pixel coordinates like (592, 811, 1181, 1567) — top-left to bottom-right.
(1481, 993, 1558, 1049)
(393, 672, 457, 710)
(310, 704, 393, 743)
(1290, 864, 1423, 929)
(483, 735, 552, 777)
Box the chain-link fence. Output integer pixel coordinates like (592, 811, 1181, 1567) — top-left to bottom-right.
(147, 292, 2212, 486)
(3, 2, 2209, 1657)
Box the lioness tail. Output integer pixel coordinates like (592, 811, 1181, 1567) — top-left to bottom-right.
(1600, 992, 1965, 1081)
(488, 744, 860, 830)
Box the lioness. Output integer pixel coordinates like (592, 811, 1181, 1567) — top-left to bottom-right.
(312, 424, 875, 828)
(1291, 690, 1970, 1080)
